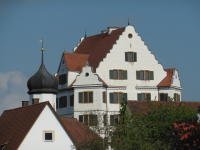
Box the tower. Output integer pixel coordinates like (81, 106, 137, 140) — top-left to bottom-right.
(27, 40, 58, 109)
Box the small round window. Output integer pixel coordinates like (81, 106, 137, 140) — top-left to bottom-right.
(85, 72, 89, 77)
(128, 33, 133, 39)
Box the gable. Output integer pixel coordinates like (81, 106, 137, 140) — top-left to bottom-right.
(18, 105, 75, 150)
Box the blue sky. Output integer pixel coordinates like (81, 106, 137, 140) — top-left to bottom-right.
(0, 0, 199, 115)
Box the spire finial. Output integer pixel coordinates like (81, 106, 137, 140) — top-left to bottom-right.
(85, 60, 89, 66)
(64, 48, 66, 53)
(128, 18, 130, 25)
(85, 30, 87, 38)
(39, 38, 44, 64)
(175, 65, 177, 70)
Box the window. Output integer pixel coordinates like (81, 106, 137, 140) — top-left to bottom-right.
(159, 93, 168, 101)
(109, 70, 127, 80)
(103, 91, 106, 103)
(174, 93, 180, 102)
(43, 130, 55, 141)
(59, 74, 67, 85)
(110, 93, 127, 104)
(125, 52, 137, 62)
(78, 92, 93, 103)
(128, 33, 133, 38)
(70, 95, 74, 106)
(79, 115, 97, 126)
(137, 93, 151, 101)
(59, 96, 67, 108)
(110, 115, 119, 126)
(136, 70, 154, 80)
(56, 98, 58, 109)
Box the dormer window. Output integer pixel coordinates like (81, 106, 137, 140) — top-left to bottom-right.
(59, 74, 67, 85)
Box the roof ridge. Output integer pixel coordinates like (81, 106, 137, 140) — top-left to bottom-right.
(64, 52, 89, 56)
(3, 101, 48, 112)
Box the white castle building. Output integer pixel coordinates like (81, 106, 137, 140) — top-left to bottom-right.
(55, 25, 182, 125)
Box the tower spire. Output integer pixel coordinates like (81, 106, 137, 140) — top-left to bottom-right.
(128, 18, 130, 25)
(39, 38, 44, 64)
(85, 30, 87, 38)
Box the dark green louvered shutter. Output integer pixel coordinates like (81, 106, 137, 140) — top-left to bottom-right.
(164, 93, 168, 101)
(178, 95, 180, 102)
(136, 71, 140, 80)
(109, 70, 114, 79)
(174, 93, 176, 102)
(103, 92, 105, 103)
(137, 93, 141, 101)
(146, 93, 151, 101)
(110, 115, 114, 126)
(79, 92, 83, 103)
(123, 93, 127, 101)
(125, 52, 128, 61)
(150, 71, 154, 80)
(79, 115, 83, 123)
(110, 93, 114, 103)
(134, 52, 137, 62)
(123, 70, 127, 79)
(89, 92, 93, 103)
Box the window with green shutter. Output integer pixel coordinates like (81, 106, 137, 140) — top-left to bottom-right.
(137, 70, 153, 80)
(79, 115, 83, 123)
(138, 93, 151, 101)
(146, 93, 151, 101)
(110, 92, 126, 104)
(103, 92, 106, 103)
(123, 70, 127, 79)
(150, 71, 154, 80)
(164, 93, 168, 101)
(79, 92, 83, 103)
(123, 93, 127, 101)
(109, 70, 114, 79)
(137, 93, 141, 101)
(136, 71, 140, 80)
(125, 52, 137, 62)
(134, 52, 137, 62)
(110, 93, 114, 103)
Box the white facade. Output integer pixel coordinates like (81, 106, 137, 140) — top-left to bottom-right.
(18, 105, 75, 150)
(56, 25, 182, 124)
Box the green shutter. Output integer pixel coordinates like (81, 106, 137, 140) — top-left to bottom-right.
(174, 93, 176, 102)
(125, 52, 128, 61)
(123, 93, 127, 101)
(110, 115, 114, 126)
(89, 92, 93, 103)
(110, 93, 114, 103)
(79, 115, 83, 123)
(164, 93, 168, 101)
(103, 92, 105, 103)
(79, 92, 83, 103)
(134, 52, 137, 62)
(137, 93, 141, 101)
(136, 71, 140, 80)
(123, 70, 127, 79)
(109, 70, 114, 79)
(178, 95, 180, 102)
(150, 71, 154, 80)
(146, 94, 151, 101)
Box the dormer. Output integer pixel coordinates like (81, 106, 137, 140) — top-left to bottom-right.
(107, 27, 119, 35)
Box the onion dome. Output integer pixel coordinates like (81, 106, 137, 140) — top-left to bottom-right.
(27, 42, 58, 94)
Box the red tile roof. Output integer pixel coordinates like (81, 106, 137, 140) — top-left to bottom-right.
(64, 52, 89, 72)
(0, 102, 81, 149)
(60, 117, 96, 145)
(158, 68, 174, 87)
(127, 100, 200, 115)
(74, 27, 125, 72)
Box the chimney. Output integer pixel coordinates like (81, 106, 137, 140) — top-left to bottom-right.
(22, 101, 29, 107)
(101, 30, 108, 34)
(107, 27, 119, 35)
(32, 99, 39, 105)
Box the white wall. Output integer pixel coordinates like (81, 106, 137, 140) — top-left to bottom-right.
(18, 105, 75, 150)
(29, 94, 57, 110)
(171, 69, 181, 88)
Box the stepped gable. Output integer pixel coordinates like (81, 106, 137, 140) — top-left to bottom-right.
(74, 27, 125, 72)
(158, 68, 174, 87)
(64, 52, 89, 72)
(60, 117, 97, 145)
(0, 102, 47, 150)
(127, 100, 200, 115)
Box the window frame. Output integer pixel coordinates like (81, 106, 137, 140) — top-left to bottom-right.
(82, 114, 97, 127)
(103, 91, 107, 103)
(174, 93, 180, 102)
(127, 51, 134, 62)
(43, 130, 55, 142)
(113, 69, 123, 80)
(83, 91, 94, 103)
(59, 96, 67, 108)
(113, 92, 124, 104)
(140, 70, 150, 80)
(140, 93, 151, 101)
